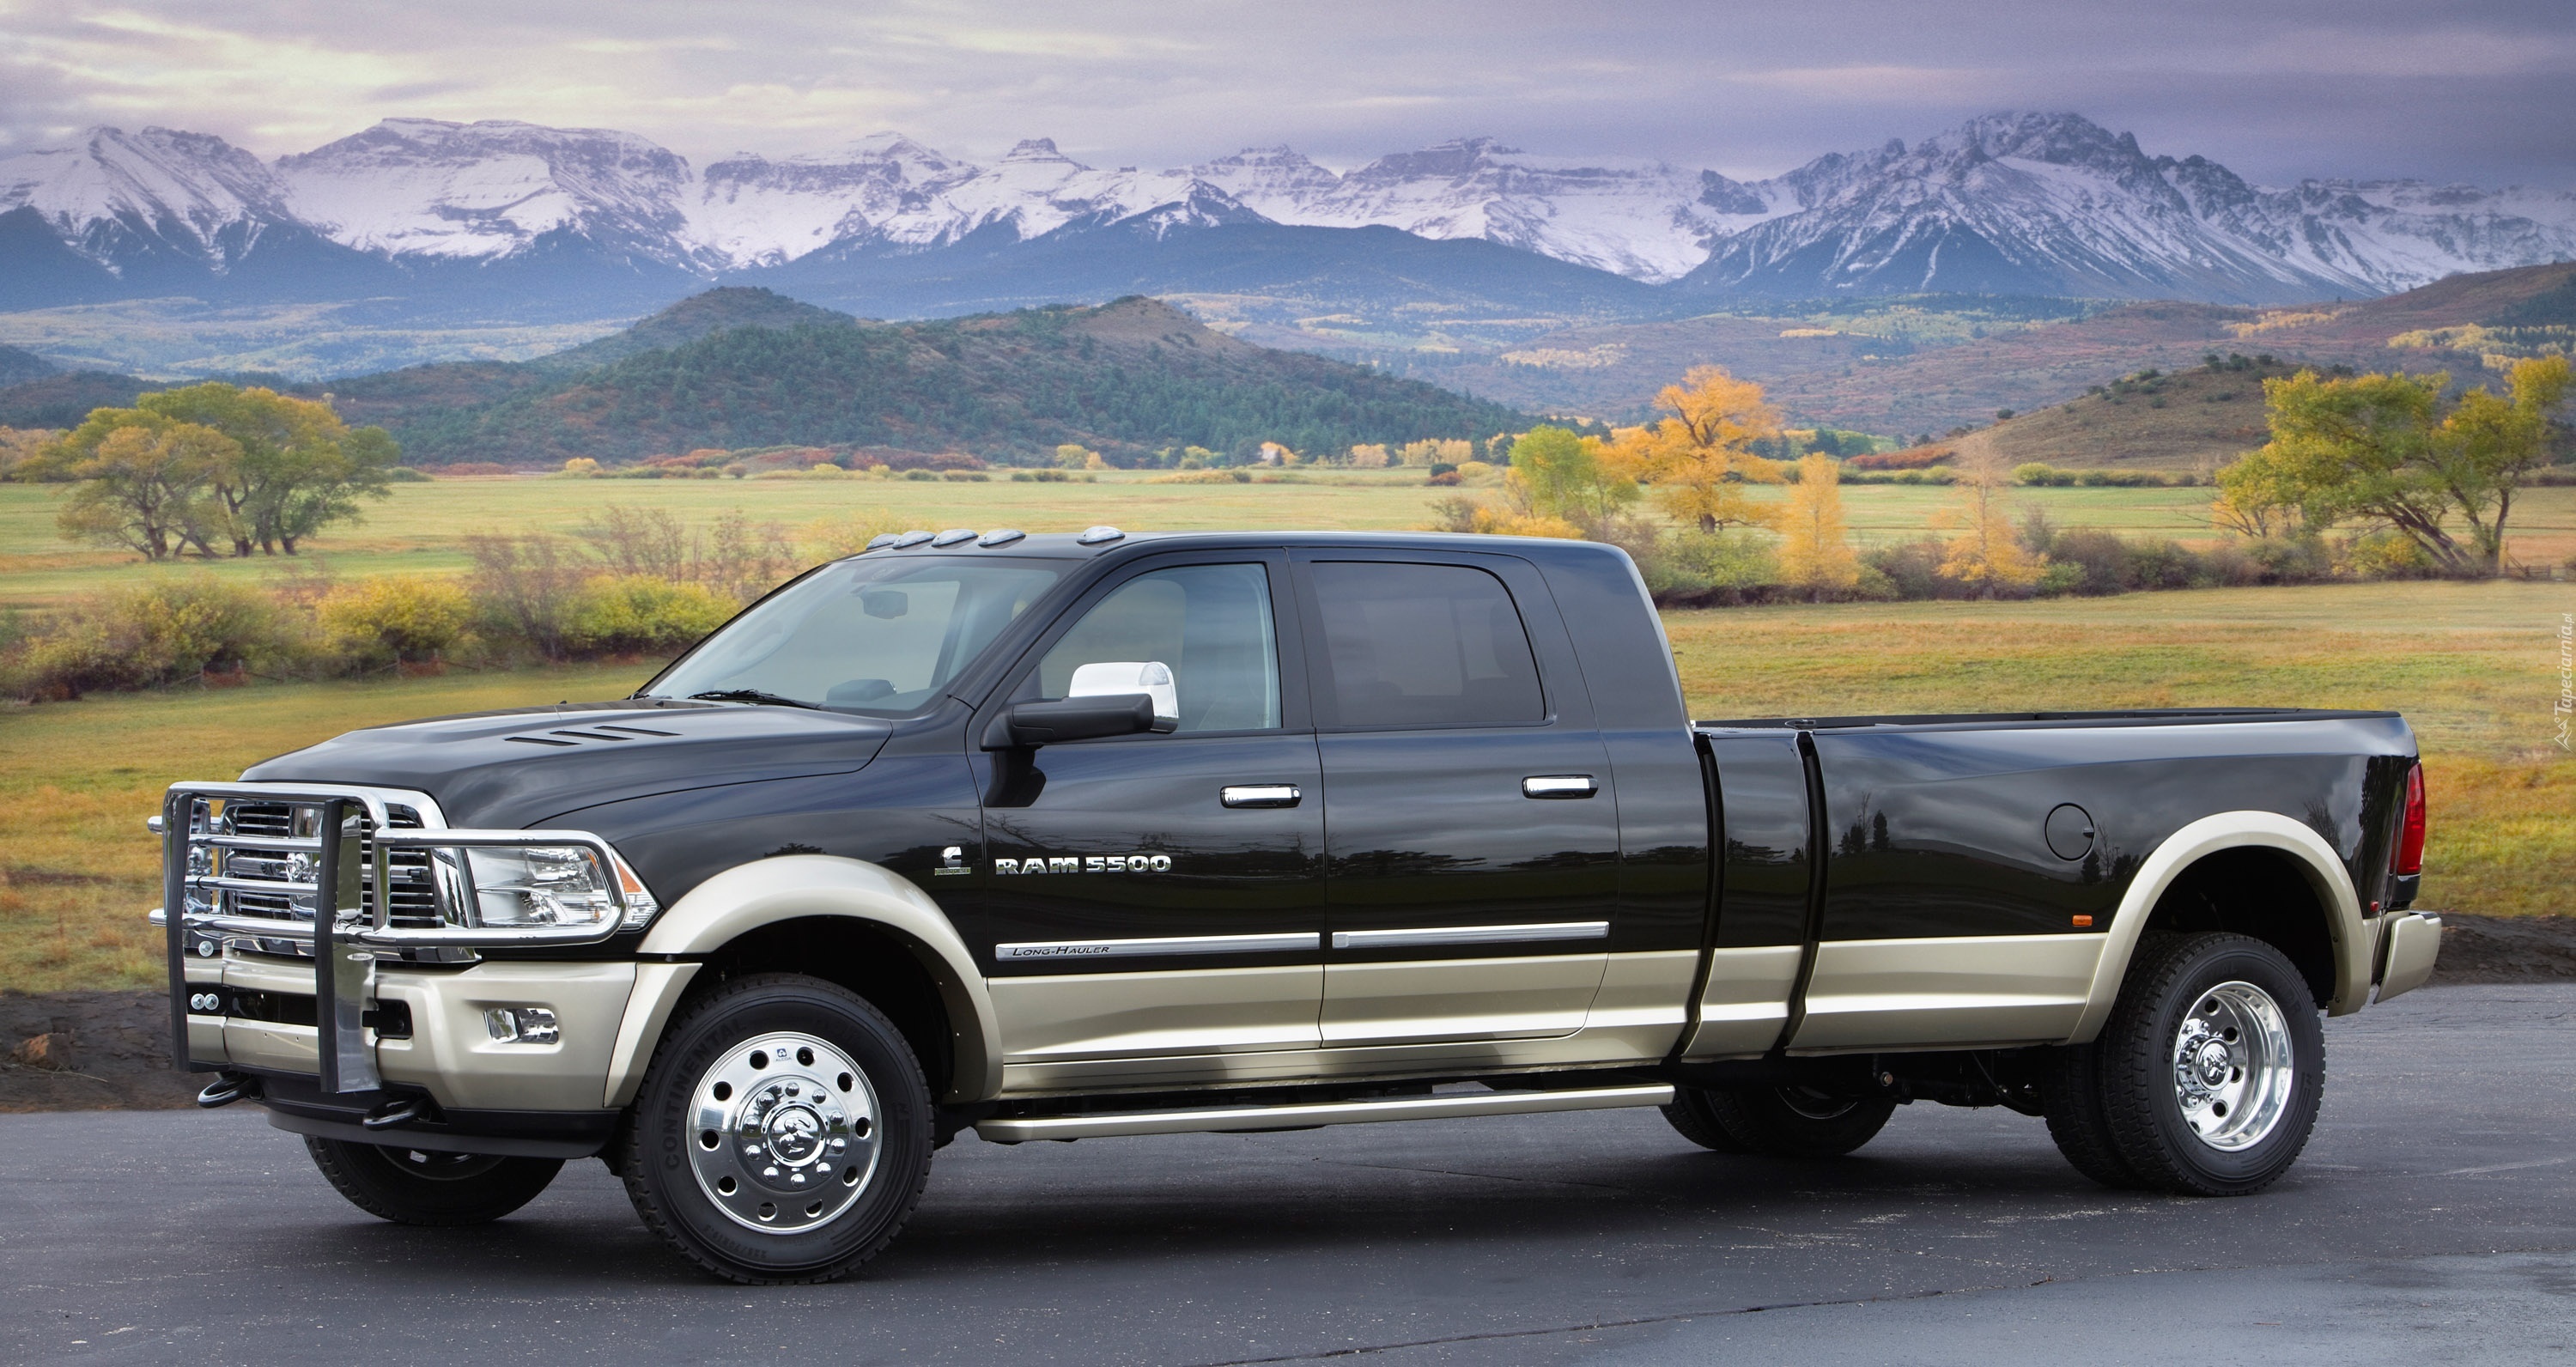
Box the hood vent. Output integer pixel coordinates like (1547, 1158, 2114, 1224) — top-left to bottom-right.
(504, 723, 683, 748)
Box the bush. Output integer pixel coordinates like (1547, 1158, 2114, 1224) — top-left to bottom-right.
(15, 576, 293, 698)
(1013, 470, 1074, 483)
(2342, 529, 2438, 580)
(2044, 529, 2132, 593)
(1862, 538, 1951, 599)
(318, 577, 469, 666)
(2124, 539, 2205, 590)
(563, 575, 735, 657)
(941, 471, 990, 482)
(562, 458, 600, 476)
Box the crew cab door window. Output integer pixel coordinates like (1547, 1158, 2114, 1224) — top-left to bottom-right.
(1036, 563, 1280, 732)
(1307, 562, 1541, 729)
(1297, 553, 1619, 1054)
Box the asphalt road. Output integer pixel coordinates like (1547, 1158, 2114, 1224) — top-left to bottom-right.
(6, 984, 2573, 1366)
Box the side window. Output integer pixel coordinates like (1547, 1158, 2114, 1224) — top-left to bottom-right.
(1309, 562, 1543, 728)
(1036, 563, 1281, 732)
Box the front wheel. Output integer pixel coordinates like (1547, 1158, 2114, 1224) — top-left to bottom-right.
(2091, 933, 2324, 1196)
(1664, 1084, 1895, 1157)
(305, 1137, 562, 1225)
(618, 974, 933, 1284)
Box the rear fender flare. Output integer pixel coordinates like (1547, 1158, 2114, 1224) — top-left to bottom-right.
(612, 855, 1000, 1103)
(2069, 811, 2368, 1042)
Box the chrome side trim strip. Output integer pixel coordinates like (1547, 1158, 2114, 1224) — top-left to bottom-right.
(993, 932, 1320, 963)
(1330, 921, 1609, 951)
(975, 1083, 1675, 1141)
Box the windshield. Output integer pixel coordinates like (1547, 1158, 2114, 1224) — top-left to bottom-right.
(642, 556, 1066, 713)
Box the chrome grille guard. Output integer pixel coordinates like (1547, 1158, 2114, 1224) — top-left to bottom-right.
(157, 781, 643, 1094)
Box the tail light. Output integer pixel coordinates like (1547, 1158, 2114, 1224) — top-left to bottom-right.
(2392, 762, 2426, 877)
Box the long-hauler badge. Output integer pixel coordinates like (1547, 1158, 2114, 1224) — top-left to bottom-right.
(993, 854, 1174, 875)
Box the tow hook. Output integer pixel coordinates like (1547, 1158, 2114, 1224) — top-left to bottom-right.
(195, 1072, 258, 1109)
(361, 1096, 428, 1131)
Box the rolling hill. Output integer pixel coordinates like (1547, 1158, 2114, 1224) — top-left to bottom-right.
(319, 291, 1532, 465)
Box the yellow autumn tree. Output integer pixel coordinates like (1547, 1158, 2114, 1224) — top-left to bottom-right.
(1776, 453, 1860, 599)
(1932, 449, 2045, 597)
(1605, 365, 1784, 532)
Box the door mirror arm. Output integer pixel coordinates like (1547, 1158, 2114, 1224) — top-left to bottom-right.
(981, 694, 1172, 750)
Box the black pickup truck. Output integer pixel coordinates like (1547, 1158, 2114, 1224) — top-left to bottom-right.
(154, 529, 2442, 1283)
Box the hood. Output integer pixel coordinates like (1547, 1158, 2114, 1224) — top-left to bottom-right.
(240, 700, 892, 829)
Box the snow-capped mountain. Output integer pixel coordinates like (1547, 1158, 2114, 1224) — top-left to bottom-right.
(1684, 112, 2576, 303)
(1194, 137, 1774, 283)
(4, 112, 2573, 317)
(275, 119, 711, 270)
(0, 125, 296, 272)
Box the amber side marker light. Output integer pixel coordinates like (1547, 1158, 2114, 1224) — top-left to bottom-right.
(2071, 914, 2094, 928)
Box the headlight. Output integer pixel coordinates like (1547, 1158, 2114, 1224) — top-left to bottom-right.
(465, 846, 620, 928)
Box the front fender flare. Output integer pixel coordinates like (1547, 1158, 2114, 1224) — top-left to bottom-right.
(2069, 811, 2369, 1042)
(609, 856, 1000, 1104)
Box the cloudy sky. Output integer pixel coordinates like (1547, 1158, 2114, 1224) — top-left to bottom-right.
(3, 0, 2571, 185)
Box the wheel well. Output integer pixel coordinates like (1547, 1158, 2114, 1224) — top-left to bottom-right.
(2142, 847, 2336, 1006)
(695, 916, 957, 1097)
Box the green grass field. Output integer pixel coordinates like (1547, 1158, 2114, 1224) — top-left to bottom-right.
(3, 580, 2565, 992)
(16, 473, 2564, 611)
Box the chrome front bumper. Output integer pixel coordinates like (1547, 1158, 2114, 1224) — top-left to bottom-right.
(159, 781, 647, 1099)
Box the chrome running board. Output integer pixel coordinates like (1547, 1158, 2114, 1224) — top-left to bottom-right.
(975, 1083, 1675, 1142)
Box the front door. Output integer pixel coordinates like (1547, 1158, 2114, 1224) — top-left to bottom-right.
(969, 553, 1326, 1088)
(1294, 552, 1620, 1052)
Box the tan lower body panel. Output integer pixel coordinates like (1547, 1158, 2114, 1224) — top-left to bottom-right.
(1321, 951, 1608, 1048)
(1789, 934, 2105, 1054)
(1679, 945, 1804, 1059)
(199, 951, 638, 1113)
(990, 964, 1322, 1064)
(2375, 912, 2441, 1002)
(997, 951, 1692, 1096)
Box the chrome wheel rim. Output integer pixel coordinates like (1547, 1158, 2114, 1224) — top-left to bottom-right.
(687, 1030, 881, 1236)
(2170, 980, 2293, 1151)
(1777, 1086, 1860, 1121)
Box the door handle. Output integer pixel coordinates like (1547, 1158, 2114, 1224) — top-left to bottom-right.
(1521, 775, 1596, 799)
(1221, 784, 1302, 808)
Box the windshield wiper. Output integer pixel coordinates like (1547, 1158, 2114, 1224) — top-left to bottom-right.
(686, 689, 821, 709)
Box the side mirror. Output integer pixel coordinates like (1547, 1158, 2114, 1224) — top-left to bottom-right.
(982, 694, 1163, 749)
(1067, 661, 1178, 731)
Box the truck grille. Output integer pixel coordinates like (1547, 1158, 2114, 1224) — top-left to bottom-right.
(188, 799, 444, 935)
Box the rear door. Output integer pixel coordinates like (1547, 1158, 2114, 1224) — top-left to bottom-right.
(1293, 550, 1619, 1052)
(969, 551, 1326, 1086)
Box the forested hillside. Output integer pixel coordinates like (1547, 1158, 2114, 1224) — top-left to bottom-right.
(324, 291, 1528, 465)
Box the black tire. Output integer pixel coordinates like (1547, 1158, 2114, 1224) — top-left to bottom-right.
(617, 974, 933, 1285)
(1660, 1087, 1751, 1152)
(304, 1137, 562, 1225)
(2096, 933, 2324, 1197)
(1672, 1084, 1895, 1157)
(2039, 1043, 2147, 1190)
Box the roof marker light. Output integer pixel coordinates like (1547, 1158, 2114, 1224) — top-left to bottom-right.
(890, 530, 933, 549)
(1076, 526, 1126, 545)
(862, 532, 899, 551)
(978, 528, 1026, 547)
(931, 528, 977, 547)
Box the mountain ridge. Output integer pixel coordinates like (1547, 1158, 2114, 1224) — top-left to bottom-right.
(5, 112, 2571, 325)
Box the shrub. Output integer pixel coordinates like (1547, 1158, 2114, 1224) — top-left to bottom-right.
(1863, 538, 1951, 599)
(799, 509, 901, 562)
(562, 458, 600, 476)
(464, 532, 581, 659)
(2044, 529, 2132, 594)
(902, 470, 939, 482)
(563, 575, 734, 657)
(2124, 539, 2205, 590)
(16, 575, 292, 697)
(941, 471, 990, 482)
(2342, 529, 2439, 580)
(318, 577, 470, 666)
(386, 467, 434, 483)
